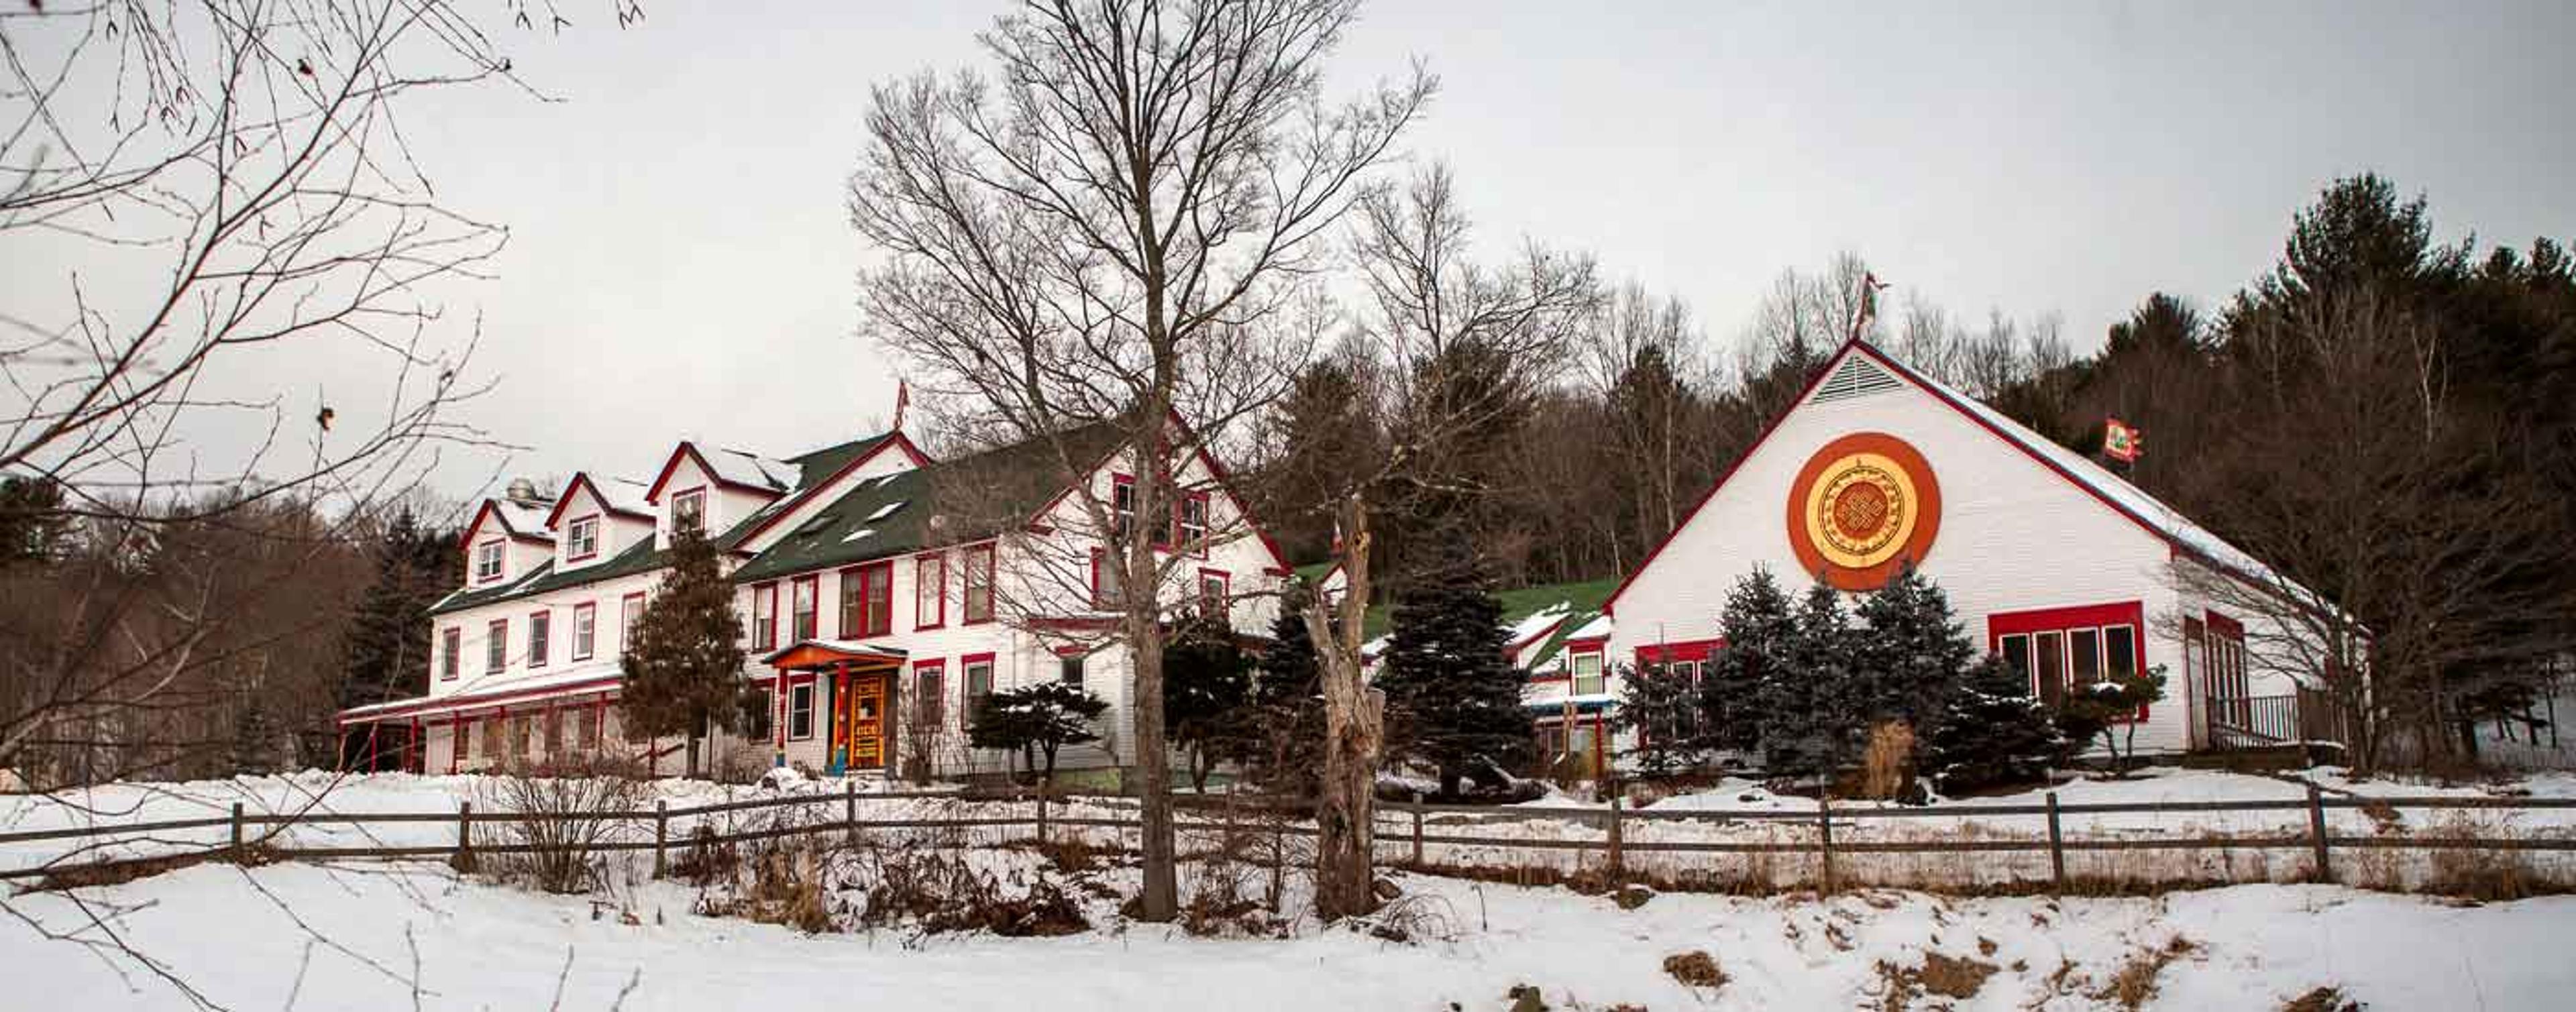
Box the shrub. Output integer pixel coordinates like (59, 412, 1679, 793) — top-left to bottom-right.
(478, 757, 652, 894)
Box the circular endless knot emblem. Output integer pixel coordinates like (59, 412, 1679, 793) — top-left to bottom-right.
(1786, 433, 1942, 591)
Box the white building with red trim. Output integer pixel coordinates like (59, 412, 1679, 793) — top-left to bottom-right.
(1595, 337, 2338, 761)
(337, 421, 1293, 783)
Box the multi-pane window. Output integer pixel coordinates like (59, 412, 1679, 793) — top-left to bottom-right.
(440, 628, 461, 680)
(1110, 475, 1136, 541)
(576, 706, 601, 749)
(473, 540, 504, 583)
(566, 516, 600, 560)
(791, 576, 818, 640)
(788, 681, 815, 740)
(622, 593, 645, 650)
(572, 603, 596, 660)
(486, 618, 507, 673)
(1992, 602, 2146, 720)
(915, 661, 945, 729)
(527, 611, 551, 668)
(1177, 492, 1210, 552)
(963, 657, 995, 723)
(841, 562, 893, 637)
(962, 545, 994, 624)
(916, 555, 945, 628)
(1060, 653, 1085, 686)
(1570, 651, 1605, 695)
(672, 488, 705, 536)
(752, 583, 777, 649)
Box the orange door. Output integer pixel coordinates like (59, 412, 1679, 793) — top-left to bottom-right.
(848, 675, 888, 769)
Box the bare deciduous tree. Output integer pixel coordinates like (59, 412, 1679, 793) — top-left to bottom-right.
(848, 0, 1432, 921)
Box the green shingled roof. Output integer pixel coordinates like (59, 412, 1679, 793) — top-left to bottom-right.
(728, 423, 1125, 585)
(1335, 575, 1619, 655)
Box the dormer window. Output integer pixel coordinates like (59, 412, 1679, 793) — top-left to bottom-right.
(673, 488, 706, 537)
(472, 540, 504, 584)
(566, 516, 600, 561)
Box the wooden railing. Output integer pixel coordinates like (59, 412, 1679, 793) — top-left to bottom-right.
(5, 783, 2573, 895)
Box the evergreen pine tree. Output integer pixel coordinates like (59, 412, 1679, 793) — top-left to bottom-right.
(1702, 567, 1794, 754)
(1850, 562, 1974, 729)
(1163, 610, 1254, 793)
(1246, 586, 1327, 795)
(1613, 661, 1699, 777)
(1760, 575, 1856, 779)
(619, 528, 751, 778)
(967, 681, 1110, 783)
(341, 509, 455, 710)
(1920, 656, 2067, 794)
(1377, 535, 1536, 799)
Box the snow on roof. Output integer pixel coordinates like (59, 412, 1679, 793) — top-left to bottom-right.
(702, 447, 797, 492)
(490, 500, 554, 541)
(339, 661, 624, 722)
(1862, 343, 2305, 598)
(1505, 604, 1571, 649)
(595, 478, 651, 517)
(1563, 614, 1613, 641)
(863, 500, 907, 522)
(840, 528, 876, 543)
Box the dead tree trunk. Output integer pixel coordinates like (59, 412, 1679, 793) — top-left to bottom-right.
(1307, 494, 1383, 919)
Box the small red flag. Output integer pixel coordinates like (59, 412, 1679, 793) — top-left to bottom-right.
(2104, 418, 2143, 463)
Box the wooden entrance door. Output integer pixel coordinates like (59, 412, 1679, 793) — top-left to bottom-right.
(845, 673, 889, 769)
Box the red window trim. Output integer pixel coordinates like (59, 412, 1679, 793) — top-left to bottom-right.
(789, 573, 820, 640)
(751, 581, 779, 650)
(669, 486, 708, 537)
(1089, 547, 1122, 610)
(486, 617, 509, 673)
(1632, 638, 1723, 666)
(440, 627, 462, 680)
(1988, 600, 2149, 722)
(840, 561, 895, 638)
(527, 610, 551, 668)
(1110, 472, 1140, 544)
(471, 538, 506, 585)
(565, 514, 602, 562)
(961, 542, 996, 625)
(915, 552, 947, 630)
(1177, 489, 1213, 558)
(571, 602, 597, 661)
(1197, 567, 1230, 616)
(620, 592, 647, 651)
(913, 657, 947, 728)
(1564, 643, 1607, 687)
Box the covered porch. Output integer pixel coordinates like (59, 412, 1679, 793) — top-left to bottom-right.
(760, 640, 908, 775)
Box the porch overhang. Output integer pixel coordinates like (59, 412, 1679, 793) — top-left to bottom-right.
(760, 638, 908, 673)
(336, 671, 625, 726)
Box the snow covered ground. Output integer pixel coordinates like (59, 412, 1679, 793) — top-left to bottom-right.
(5, 859, 2572, 1011)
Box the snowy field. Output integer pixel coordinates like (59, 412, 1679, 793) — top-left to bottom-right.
(5, 860, 2573, 1011)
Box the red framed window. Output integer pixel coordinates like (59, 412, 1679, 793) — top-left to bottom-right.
(751, 581, 778, 650)
(1110, 473, 1137, 542)
(472, 539, 504, 584)
(1175, 490, 1211, 555)
(961, 652, 996, 726)
(840, 561, 894, 637)
(485, 618, 508, 674)
(790, 574, 818, 640)
(672, 487, 706, 537)
(787, 678, 816, 740)
(1989, 601, 2147, 720)
(566, 515, 600, 561)
(621, 592, 646, 651)
(571, 602, 596, 660)
(916, 553, 947, 630)
(527, 610, 551, 668)
(1568, 647, 1606, 695)
(1197, 568, 1229, 619)
(1634, 640, 1721, 740)
(440, 627, 462, 680)
(961, 543, 995, 624)
(914, 659, 946, 730)
(2192, 611, 2250, 729)
(1091, 548, 1125, 609)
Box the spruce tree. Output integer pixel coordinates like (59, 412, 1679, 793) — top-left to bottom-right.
(1613, 661, 1699, 777)
(1163, 610, 1253, 793)
(619, 527, 751, 778)
(1850, 562, 1973, 729)
(967, 681, 1110, 783)
(1703, 567, 1794, 754)
(342, 509, 456, 710)
(1376, 535, 1535, 799)
(1759, 575, 1856, 779)
(1246, 587, 1326, 795)
(1920, 656, 2066, 794)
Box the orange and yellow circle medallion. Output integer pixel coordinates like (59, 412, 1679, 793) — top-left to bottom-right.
(1786, 433, 1941, 590)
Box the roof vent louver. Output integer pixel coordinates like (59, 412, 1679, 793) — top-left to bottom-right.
(1810, 354, 1902, 404)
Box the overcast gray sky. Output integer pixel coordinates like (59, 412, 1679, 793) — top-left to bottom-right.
(36, 1, 2576, 507)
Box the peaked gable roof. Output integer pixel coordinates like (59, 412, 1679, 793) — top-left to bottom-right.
(542, 472, 653, 528)
(729, 431, 930, 549)
(466, 498, 553, 545)
(1605, 337, 2304, 616)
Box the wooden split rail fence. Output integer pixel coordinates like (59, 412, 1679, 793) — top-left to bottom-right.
(5, 784, 2574, 893)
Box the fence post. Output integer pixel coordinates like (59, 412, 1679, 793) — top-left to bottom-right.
(1034, 790, 1049, 847)
(1817, 796, 1836, 894)
(228, 801, 245, 858)
(2045, 791, 2066, 892)
(653, 799, 668, 879)
(1409, 791, 1424, 866)
(2306, 781, 2334, 883)
(455, 799, 473, 866)
(1607, 789, 1625, 885)
(845, 780, 858, 848)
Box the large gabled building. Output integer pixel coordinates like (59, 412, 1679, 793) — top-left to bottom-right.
(337, 421, 1293, 783)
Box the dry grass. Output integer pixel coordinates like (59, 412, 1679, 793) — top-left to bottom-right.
(1862, 721, 1918, 801)
(1870, 949, 1996, 1010)
(1662, 950, 1727, 991)
(2282, 985, 2361, 1012)
(2092, 935, 2201, 1011)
